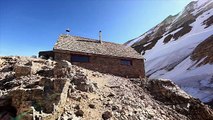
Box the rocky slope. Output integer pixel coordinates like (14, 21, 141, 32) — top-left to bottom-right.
(0, 56, 213, 120)
(125, 0, 213, 103)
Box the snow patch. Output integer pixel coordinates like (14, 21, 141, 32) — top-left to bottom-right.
(196, 0, 211, 8)
(145, 8, 213, 102)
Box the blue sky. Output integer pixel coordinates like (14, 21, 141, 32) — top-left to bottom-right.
(0, 0, 193, 56)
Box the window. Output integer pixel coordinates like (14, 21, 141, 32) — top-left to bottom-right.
(120, 59, 132, 66)
(71, 54, 90, 62)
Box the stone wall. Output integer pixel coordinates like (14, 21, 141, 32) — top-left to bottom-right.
(54, 52, 70, 61)
(54, 51, 145, 78)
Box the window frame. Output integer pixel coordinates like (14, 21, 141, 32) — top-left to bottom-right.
(120, 59, 132, 66)
(71, 54, 90, 63)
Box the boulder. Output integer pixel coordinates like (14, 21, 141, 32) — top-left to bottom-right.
(71, 74, 96, 92)
(88, 104, 95, 109)
(0, 65, 13, 72)
(53, 60, 72, 78)
(102, 111, 112, 120)
(74, 110, 84, 117)
(14, 65, 31, 77)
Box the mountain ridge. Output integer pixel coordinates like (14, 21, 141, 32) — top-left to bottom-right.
(125, 0, 213, 103)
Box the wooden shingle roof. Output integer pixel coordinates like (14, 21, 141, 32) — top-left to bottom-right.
(53, 35, 143, 59)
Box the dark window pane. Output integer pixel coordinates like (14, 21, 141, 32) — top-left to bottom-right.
(120, 59, 132, 65)
(71, 55, 90, 62)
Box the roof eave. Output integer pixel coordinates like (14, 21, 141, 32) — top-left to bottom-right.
(53, 49, 144, 60)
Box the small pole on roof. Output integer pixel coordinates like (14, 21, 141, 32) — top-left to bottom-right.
(66, 28, 70, 36)
(99, 30, 102, 44)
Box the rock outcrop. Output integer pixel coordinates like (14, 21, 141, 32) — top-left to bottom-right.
(0, 56, 213, 120)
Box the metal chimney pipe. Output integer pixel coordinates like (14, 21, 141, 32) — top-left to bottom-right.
(99, 30, 102, 44)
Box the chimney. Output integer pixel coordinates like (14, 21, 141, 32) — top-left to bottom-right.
(99, 30, 102, 44)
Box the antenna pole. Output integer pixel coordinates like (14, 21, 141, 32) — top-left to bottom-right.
(99, 30, 102, 43)
(66, 28, 70, 36)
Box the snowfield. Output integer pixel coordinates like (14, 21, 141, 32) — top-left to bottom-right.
(146, 8, 213, 102)
(127, 0, 213, 103)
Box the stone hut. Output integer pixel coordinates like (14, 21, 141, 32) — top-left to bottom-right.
(39, 35, 145, 78)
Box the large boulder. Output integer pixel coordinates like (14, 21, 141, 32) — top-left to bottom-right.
(14, 65, 31, 77)
(71, 73, 97, 92)
(53, 60, 72, 78)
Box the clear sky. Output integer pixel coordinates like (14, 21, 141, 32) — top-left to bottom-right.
(0, 0, 193, 56)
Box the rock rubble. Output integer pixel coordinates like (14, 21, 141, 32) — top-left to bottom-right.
(0, 56, 212, 120)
